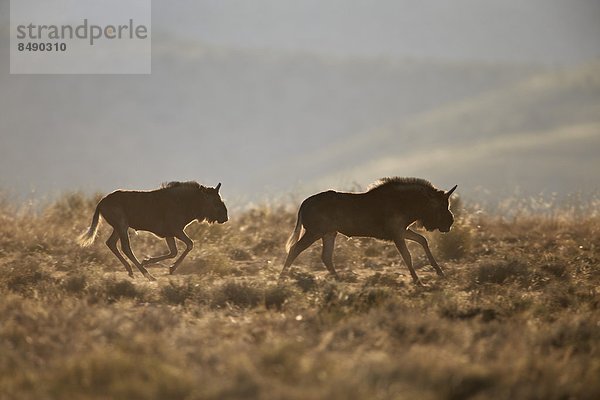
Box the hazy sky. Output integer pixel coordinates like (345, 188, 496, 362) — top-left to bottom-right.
(2, 0, 599, 64)
(0, 0, 599, 203)
(154, 0, 600, 65)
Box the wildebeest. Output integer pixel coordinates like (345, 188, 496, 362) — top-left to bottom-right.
(280, 177, 457, 285)
(78, 181, 228, 281)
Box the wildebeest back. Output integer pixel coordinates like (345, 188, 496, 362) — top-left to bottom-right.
(300, 189, 423, 240)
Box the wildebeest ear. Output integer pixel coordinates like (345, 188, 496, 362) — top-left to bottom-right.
(216, 182, 221, 192)
(446, 185, 458, 197)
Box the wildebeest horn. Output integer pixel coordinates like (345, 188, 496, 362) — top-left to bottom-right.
(216, 182, 221, 192)
(446, 185, 457, 197)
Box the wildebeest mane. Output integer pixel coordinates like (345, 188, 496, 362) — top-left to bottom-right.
(160, 181, 203, 190)
(368, 177, 437, 193)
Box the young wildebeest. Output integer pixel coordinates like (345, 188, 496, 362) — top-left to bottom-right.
(78, 181, 228, 281)
(280, 177, 457, 285)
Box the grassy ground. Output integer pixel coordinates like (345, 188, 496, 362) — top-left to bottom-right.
(0, 193, 598, 400)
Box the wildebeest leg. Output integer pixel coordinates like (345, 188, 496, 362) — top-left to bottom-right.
(321, 232, 340, 280)
(105, 229, 135, 278)
(117, 229, 157, 282)
(141, 237, 178, 267)
(394, 237, 423, 286)
(404, 229, 445, 277)
(169, 231, 193, 275)
(279, 231, 321, 280)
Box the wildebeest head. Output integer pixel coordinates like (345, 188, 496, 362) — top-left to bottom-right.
(420, 185, 457, 233)
(198, 183, 228, 224)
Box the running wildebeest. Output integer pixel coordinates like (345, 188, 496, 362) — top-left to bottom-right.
(78, 181, 228, 281)
(280, 177, 457, 285)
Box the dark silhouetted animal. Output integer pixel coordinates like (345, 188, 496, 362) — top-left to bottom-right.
(78, 181, 228, 281)
(280, 177, 457, 285)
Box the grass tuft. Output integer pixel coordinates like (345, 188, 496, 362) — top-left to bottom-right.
(102, 279, 144, 302)
(473, 258, 531, 285)
(48, 350, 194, 400)
(62, 274, 87, 293)
(4, 262, 52, 294)
(264, 284, 291, 310)
(292, 271, 318, 292)
(435, 224, 473, 260)
(211, 281, 263, 308)
(161, 280, 192, 305)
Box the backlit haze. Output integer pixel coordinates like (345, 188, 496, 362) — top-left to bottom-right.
(1, 0, 599, 207)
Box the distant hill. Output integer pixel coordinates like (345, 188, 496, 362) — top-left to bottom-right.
(0, 38, 540, 200)
(299, 62, 600, 199)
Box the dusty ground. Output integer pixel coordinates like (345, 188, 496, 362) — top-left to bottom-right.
(0, 193, 598, 399)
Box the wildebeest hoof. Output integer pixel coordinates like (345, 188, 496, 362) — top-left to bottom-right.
(413, 279, 424, 287)
(169, 266, 177, 275)
(128, 272, 135, 278)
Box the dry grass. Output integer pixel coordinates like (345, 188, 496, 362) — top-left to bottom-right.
(0, 192, 599, 399)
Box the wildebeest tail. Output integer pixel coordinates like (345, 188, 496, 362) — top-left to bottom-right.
(78, 204, 101, 247)
(285, 208, 304, 252)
